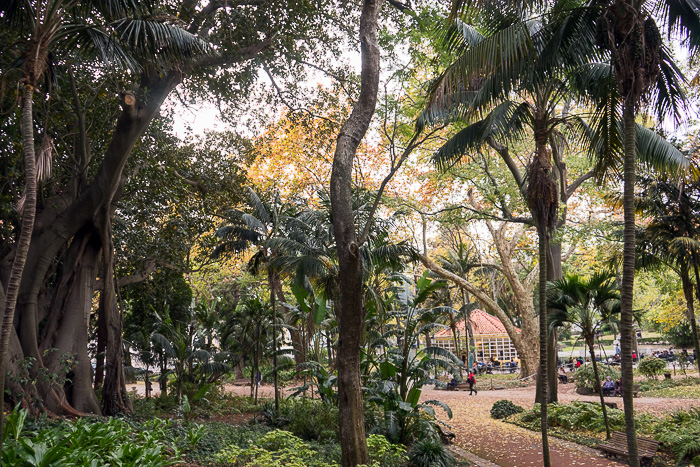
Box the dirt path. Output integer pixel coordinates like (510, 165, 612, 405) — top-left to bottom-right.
(424, 382, 700, 467)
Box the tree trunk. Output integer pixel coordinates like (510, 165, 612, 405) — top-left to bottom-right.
(587, 336, 611, 439)
(95, 294, 107, 389)
(39, 228, 102, 414)
(620, 96, 640, 467)
(330, 1, 383, 465)
(547, 242, 562, 403)
(537, 227, 551, 467)
(0, 85, 38, 443)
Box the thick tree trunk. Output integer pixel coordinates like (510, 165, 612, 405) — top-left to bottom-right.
(330, 1, 383, 465)
(620, 97, 640, 467)
(0, 85, 38, 443)
(680, 270, 700, 365)
(39, 228, 102, 414)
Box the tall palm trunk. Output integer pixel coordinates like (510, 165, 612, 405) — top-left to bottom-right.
(0, 85, 38, 444)
(537, 227, 551, 467)
(620, 96, 640, 467)
(528, 127, 556, 467)
(587, 336, 611, 439)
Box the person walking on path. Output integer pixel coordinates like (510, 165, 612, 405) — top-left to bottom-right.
(468, 370, 477, 395)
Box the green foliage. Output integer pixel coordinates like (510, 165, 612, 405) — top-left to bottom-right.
(261, 398, 339, 442)
(637, 357, 668, 380)
(365, 273, 458, 445)
(0, 415, 178, 466)
(214, 429, 340, 466)
(651, 408, 700, 465)
(182, 423, 271, 465)
(490, 400, 524, 419)
(407, 436, 456, 467)
(663, 321, 697, 349)
(573, 364, 620, 390)
(366, 434, 408, 467)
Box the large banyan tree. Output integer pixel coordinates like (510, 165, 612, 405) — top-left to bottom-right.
(0, 0, 347, 416)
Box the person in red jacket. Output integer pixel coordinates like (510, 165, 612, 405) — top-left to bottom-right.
(467, 370, 477, 395)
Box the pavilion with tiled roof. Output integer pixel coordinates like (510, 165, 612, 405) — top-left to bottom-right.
(432, 309, 520, 361)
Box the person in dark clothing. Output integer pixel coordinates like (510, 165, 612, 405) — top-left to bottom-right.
(467, 370, 477, 395)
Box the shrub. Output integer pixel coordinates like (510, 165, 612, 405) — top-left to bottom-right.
(407, 436, 455, 467)
(573, 364, 620, 390)
(638, 357, 667, 380)
(490, 400, 524, 419)
(262, 398, 339, 442)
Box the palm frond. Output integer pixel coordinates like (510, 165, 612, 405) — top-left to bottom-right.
(635, 124, 689, 174)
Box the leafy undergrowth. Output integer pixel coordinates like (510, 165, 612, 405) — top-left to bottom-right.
(1, 407, 179, 466)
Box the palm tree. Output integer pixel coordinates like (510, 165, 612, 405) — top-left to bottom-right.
(548, 271, 621, 439)
(593, 2, 699, 463)
(220, 296, 273, 404)
(435, 244, 482, 366)
(151, 313, 230, 405)
(0, 0, 209, 434)
(214, 188, 290, 413)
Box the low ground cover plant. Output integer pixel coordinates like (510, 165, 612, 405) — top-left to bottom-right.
(213, 430, 405, 467)
(0, 407, 178, 467)
(637, 376, 700, 398)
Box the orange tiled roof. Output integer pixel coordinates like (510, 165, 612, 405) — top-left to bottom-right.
(434, 309, 519, 337)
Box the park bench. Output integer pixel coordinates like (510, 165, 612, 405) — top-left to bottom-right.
(597, 431, 659, 467)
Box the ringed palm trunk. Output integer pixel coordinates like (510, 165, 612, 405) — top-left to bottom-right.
(537, 227, 551, 467)
(0, 85, 38, 444)
(587, 335, 611, 439)
(620, 96, 640, 467)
